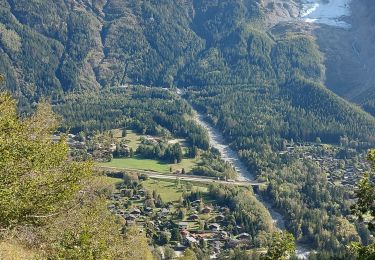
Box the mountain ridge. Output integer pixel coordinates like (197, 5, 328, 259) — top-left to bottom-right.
(1, 0, 375, 141)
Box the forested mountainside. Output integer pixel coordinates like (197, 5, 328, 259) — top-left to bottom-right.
(0, 0, 307, 95)
(1, 0, 375, 259)
(1, 0, 375, 137)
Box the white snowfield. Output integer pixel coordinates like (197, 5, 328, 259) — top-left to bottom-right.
(300, 0, 352, 28)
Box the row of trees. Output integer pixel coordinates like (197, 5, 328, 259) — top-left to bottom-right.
(136, 142, 183, 164)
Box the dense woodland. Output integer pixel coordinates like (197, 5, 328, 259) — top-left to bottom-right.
(0, 0, 373, 115)
(1, 0, 375, 258)
(207, 184, 273, 241)
(54, 86, 209, 150)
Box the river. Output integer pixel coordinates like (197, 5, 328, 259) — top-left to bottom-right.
(177, 89, 311, 258)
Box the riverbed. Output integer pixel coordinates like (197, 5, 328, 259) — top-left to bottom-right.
(186, 98, 311, 259)
(193, 113, 254, 182)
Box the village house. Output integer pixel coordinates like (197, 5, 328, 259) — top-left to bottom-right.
(202, 206, 213, 214)
(184, 236, 198, 246)
(218, 230, 228, 239)
(125, 214, 137, 221)
(129, 208, 141, 216)
(110, 143, 117, 152)
(131, 194, 142, 200)
(121, 189, 132, 197)
(220, 207, 230, 214)
(236, 233, 250, 240)
(68, 134, 76, 139)
(158, 208, 169, 217)
(126, 219, 136, 226)
(188, 214, 199, 221)
(215, 214, 225, 222)
(208, 223, 220, 231)
(144, 207, 153, 213)
(211, 241, 223, 253)
(180, 229, 190, 237)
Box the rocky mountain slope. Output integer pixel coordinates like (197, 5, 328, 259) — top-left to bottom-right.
(314, 0, 375, 108)
(269, 0, 375, 116)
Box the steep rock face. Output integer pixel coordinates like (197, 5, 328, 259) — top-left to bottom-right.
(260, 0, 301, 28)
(254, 0, 375, 116)
(314, 0, 375, 102)
(348, 0, 375, 115)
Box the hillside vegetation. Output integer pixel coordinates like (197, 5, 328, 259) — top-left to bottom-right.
(0, 0, 303, 95)
(1, 0, 375, 258)
(0, 92, 153, 259)
(1, 0, 373, 140)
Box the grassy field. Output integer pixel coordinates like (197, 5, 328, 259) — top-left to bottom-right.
(123, 131, 142, 150)
(110, 129, 141, 150)
(99, 156, 198, 173)
(171, 157, 199, 172)
(105, 176, 124, 185)
(142, 179, 208, 203)
(101, 129, 199, 173)
(0, 242, 37, 259)
(100, 156, 170, 172)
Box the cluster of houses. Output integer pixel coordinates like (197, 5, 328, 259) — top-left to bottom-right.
(66, 134, 86, 149)
(54, 133, 130, 162)
(108, 183, 254, 257)
(279, 142, 370, 189)
(177, 214, 252, 256)
(53, 133, 90, 152)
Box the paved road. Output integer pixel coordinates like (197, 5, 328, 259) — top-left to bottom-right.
(97, 166, 264, 187)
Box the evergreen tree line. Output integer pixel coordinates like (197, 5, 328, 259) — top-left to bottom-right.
(53, 86, 210, 150)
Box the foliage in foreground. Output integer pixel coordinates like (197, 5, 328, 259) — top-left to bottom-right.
(261, 231, 296, 260)
(0, 92, 152, 259)
(350, 150, 375, 260)
(0, 93, 92, 227)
